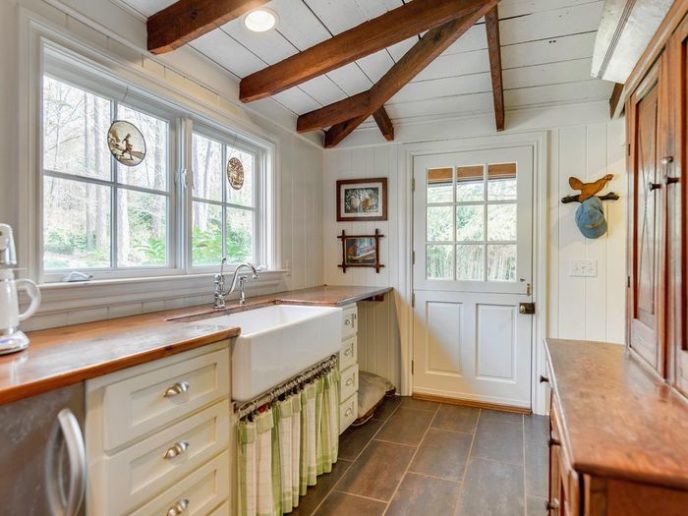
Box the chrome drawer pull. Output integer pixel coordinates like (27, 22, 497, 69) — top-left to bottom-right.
(344, 407, 353, 418)
(343, 348, 353, 357)
(164, 381, 190, 398)
(346, 377, 354, 387)
(167, 499, 189, 516)
(163, 441, 189, 459)
(344, 318, 352, 326)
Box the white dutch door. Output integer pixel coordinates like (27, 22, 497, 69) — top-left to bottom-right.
(412, 146, 534, 408)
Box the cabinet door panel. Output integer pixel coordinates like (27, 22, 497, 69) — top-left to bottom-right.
(627, 56, 668, 375)
(669, 15, 688, 396)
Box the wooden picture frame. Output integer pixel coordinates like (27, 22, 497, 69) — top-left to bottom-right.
(336, 177, 388, 221)
(338, 229, 385, 273)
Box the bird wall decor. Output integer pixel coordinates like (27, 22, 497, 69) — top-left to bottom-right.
(561, 173, 619, 239)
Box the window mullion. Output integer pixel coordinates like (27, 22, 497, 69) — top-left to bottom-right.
(111, 100, 118, 270)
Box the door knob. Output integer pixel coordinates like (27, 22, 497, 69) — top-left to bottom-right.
(519, 303, 535, 315)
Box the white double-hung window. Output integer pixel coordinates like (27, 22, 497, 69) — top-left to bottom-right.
(39, 50, 271, 283)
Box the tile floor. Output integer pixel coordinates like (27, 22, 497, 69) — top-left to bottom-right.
(292, 396, 549, 515)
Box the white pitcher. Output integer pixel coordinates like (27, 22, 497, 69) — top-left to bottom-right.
(0, 223, 41, 354)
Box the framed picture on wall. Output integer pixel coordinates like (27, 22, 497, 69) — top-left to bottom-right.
(338, 229, 385, 273)
(336, 177, 388, 221)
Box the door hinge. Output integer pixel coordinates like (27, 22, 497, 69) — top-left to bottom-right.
(411, 360, 414, 375)
(627, 275, 631, 288)
(627, 143, 631, 156)
(412, 178, 416, 192)
(412, 250, 416, 265)
(411, 292, 415, 307)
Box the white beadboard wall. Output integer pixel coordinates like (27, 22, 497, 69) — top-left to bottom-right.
(1, 0, 324, 330)
(548, 122, 626, 343)
(324, 116, 627, 394)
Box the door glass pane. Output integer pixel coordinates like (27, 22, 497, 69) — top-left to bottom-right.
(457, 205, 484, 241)
(427, 167, 453, 203)
(117, 105, 169, 191)
(487, 204, 517, 241)
(227, 147, 255, 207)
(427, 206, 453, 242)
(427, 245, 454, 280)
(227, 207, 254, 263)
(457, 245, 484, 281)
(43, 176, 111, 269)
(192, 133, 223, 202)
(487, 244, 517, 281)
(192, 201, 223, 266)
(43, 76, 111, 180)
(487, 163, 517, 200)
(456, 165, 484, 201)
(117, 189, 167, 267)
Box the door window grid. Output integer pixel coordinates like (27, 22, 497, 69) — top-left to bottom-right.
(425, 164, 518, 282)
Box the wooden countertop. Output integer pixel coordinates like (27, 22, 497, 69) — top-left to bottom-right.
(546, 338, 688, 490)
(0, 285, 391, 405)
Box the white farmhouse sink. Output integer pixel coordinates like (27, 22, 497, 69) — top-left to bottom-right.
(202, 304, 342, 402)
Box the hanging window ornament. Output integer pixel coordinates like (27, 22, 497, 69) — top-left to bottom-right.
(226, 132, 244, 190)
(107, 120, 146, 166)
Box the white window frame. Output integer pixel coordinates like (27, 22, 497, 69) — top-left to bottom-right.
(187, 124, 268, 273)
(37, 43, 276, 284)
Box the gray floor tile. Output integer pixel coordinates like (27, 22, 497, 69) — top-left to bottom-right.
(480, 409, 525, 424)
(472, 417, 524, 465)
(410, 428, 472, 481)
(338, 418, 384, 461)
(316, 491, 386, 515)
(290, 459, 352, 515)
(376, 407, 435, 446)
(456, 458, 525, 516)
(387, 473, 461, 516)
(335, 440, 415, 501)
(373, 396, 402, 422)
(524, 415, 549, 498)
(398, 397, 441, 412)
(432, 404, 480, 433)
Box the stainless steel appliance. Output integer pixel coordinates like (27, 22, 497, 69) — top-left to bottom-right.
(0, 223, 41, 355)
(0, 383, 86, 515)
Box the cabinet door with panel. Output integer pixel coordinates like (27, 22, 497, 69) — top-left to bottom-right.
(626, 53, 670, 375)
(669, 15, 688, 396)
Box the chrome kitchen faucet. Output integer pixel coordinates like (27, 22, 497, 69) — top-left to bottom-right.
(214, 258, 258, 309)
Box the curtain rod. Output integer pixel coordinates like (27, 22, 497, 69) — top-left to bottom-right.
(235, 355, 338, 420)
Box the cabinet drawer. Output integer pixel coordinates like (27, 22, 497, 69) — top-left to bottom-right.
(339, 393, 358, 435)
(101, 348, 229, 451)
(340, 364, 359, 401)
(130, 451, 230, 516)
(95, 401, 230, 515)
(339, 337, 358, 371)
(342, 304, 358, 340)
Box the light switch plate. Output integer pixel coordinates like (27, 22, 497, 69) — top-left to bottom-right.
(569, 259, 598, 277)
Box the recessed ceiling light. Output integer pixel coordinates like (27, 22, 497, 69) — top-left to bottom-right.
(244, 8, 278, 32)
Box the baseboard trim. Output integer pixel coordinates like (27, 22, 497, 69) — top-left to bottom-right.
(412, 392, 532, 415)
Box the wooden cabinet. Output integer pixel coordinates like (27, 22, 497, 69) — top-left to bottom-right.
(338, 303, 359, 434)
(625, 1, 688, 398)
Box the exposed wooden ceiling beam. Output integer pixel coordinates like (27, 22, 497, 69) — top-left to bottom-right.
(239, 0, 494, 103)
(147, 0, 268, 55)
(373, 108, 395, 142)
(609, 82, 625, 119)
(299, 1, 496, 137)
(485, 6, 505, 131)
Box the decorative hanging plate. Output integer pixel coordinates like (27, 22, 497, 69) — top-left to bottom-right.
(227, 156, 245, 190)
(107, 120, 146, 166)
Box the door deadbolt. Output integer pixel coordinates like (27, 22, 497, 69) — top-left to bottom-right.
(519, 303, 535, 315)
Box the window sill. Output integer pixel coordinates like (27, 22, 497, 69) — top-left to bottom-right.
(21, 270, 290, 328)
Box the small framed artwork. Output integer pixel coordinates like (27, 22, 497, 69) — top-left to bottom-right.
(338, 229, 385, 273)
(336, 177, 388, 221)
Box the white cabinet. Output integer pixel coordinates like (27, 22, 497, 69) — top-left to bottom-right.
(339, 304, 359, 434)
(86, 341, 231, 515)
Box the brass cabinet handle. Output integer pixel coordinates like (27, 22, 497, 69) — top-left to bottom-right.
(163, 441, 189, 459)
(547, 499, 560, 511)
(164, 381, 190, 398)
(649, 182, 662, 191)
(167, 499, 189, 516)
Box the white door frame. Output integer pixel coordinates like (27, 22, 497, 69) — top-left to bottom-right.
(399, 131, 549, 415)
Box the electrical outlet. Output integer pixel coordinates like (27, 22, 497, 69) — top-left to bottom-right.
(569, 259, 598, 277)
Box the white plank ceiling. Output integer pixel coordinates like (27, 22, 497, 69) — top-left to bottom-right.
(115, 0, 613, 132)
